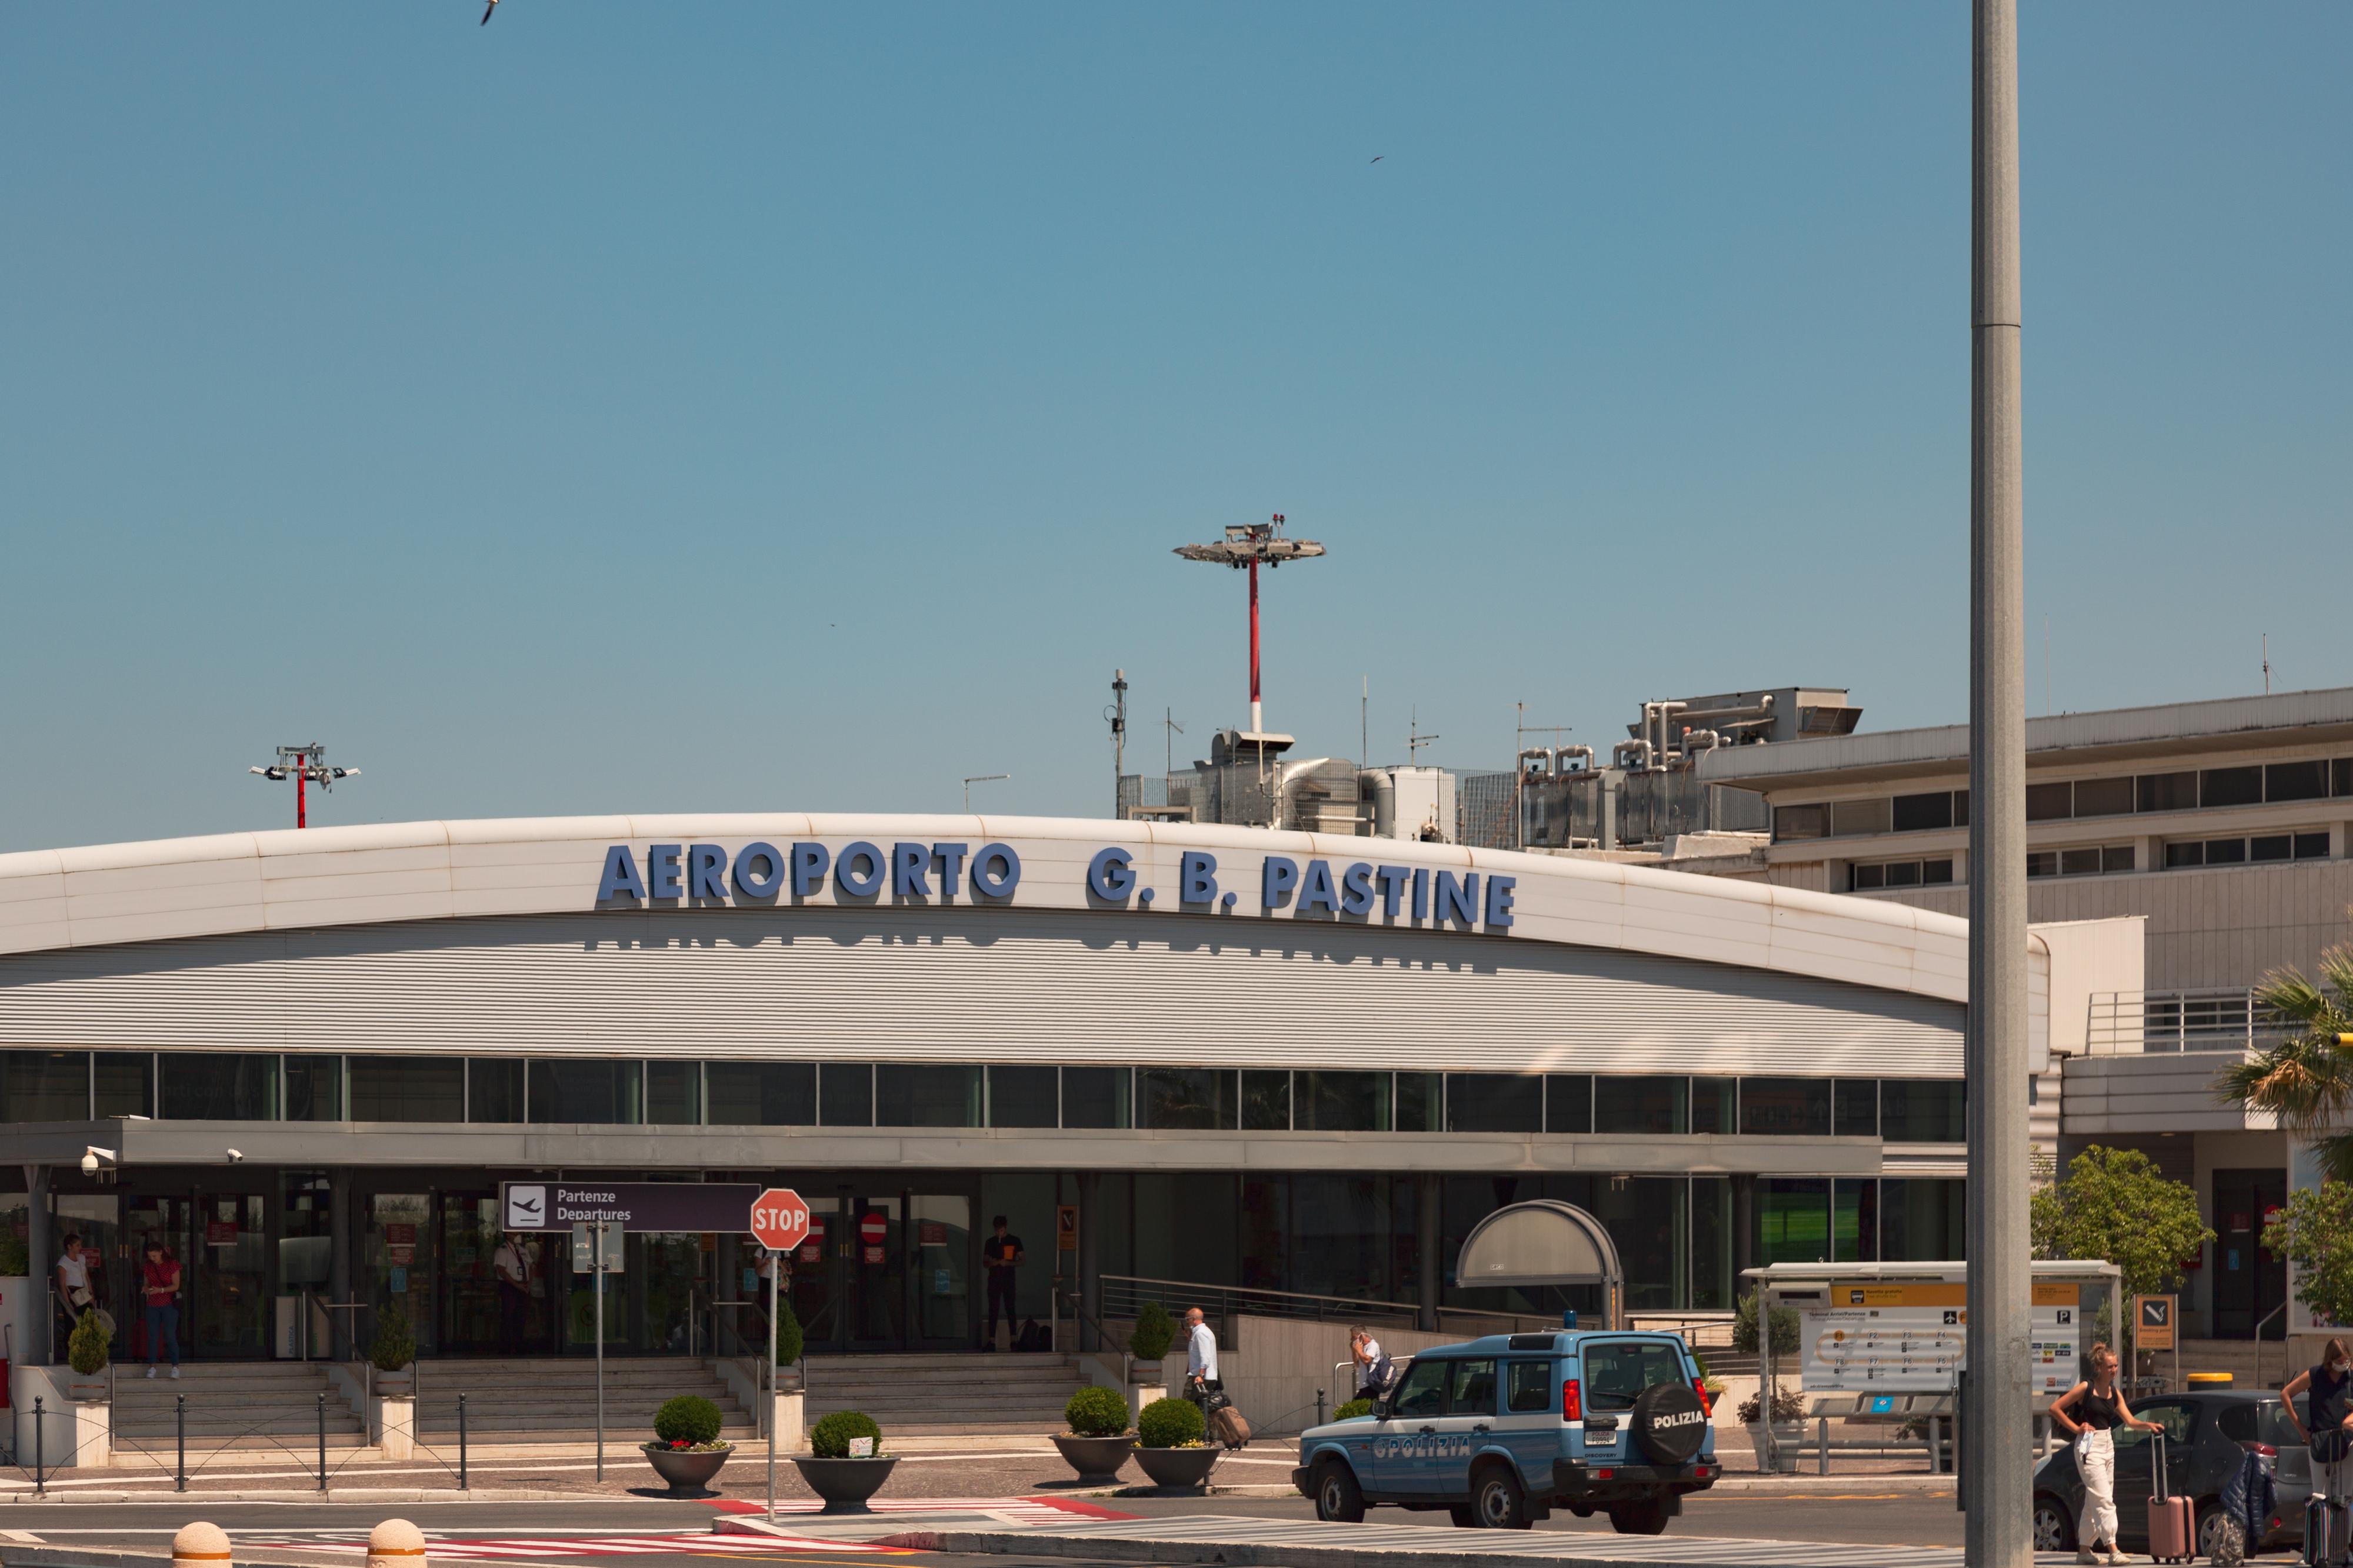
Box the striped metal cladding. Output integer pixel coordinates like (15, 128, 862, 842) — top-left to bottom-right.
(0, 905, 1960, 1076)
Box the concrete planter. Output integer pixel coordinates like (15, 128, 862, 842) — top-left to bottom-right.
(1133, 1444, 1219, 1489)
(374, 1369, 415, 1396)
(1052, 1433, 1134, 1482)
(66, 1374, 110, 1403)
(791, 1454, 898, 1513)
(373, 1394, 415, 1460)
(643, 1443, 733, 1494)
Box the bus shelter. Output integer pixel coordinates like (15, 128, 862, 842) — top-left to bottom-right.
(1744, 1260, 2122, 1474)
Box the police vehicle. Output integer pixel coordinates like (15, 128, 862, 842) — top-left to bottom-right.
(1291, 1330, 1716, 1534)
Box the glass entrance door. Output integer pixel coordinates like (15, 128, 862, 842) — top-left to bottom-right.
(438, 1193, 503, 1353)
(848, 1192, 905, 1348)
(194, 1193, 268, 1356)
(785, 1193, 841, 1355)
(122, 1195, 188, 1365)
(910, 1194, 972, 1346)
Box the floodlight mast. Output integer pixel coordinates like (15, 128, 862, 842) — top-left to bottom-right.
(248, 743, 359, 829)
(1172, 515, 1325, 736)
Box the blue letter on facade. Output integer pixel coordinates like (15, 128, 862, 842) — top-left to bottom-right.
(1297, 859, 1339, 916)
(1484, 874, 1517, 930)
(892, 842, 933, 897)
(791, 842, 829, 898)
(1411, 867, 1429, 920)
(1435, 870, 1480, 926)
(933, 842, 968, 897)
(733, 842, 784, 900)
(1180, 851, 1219, 905)
(687, 843, 728, 901)
(836, 842, 886, 898)
(1376, 865, 1409, 918)
(1262, 856, 1299, 909)
(1340, 862, 1375, 916)
(648, 843, 684, 900)
(972, 843, 1022, 899)
(1088, 847, 1137, 901)
(596, 845, 645, 905)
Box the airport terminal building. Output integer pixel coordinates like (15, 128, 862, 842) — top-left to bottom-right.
(0, 814, 2126, 1363)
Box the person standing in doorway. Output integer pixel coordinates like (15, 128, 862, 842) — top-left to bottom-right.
(494, 1230, 531, 1353)
(140, 1240, 182, 1379)
(981, 1216, 1024, 1350)
(54, 1233, 96, 1357)
(1184, 1306, 1219, 1404)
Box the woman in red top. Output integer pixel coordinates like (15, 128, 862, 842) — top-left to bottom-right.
(140, 1240, 181, 1377)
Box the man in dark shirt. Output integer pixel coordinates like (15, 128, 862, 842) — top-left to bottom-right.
(981, 1215, 1023, 1350)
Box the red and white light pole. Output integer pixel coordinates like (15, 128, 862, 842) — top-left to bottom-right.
(249, 744, 360, 828)
(1174, 515, 1326, 735)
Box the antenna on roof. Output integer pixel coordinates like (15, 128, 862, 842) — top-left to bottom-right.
(2263, 633, 2272, 695)
(247, 744, 359, 829)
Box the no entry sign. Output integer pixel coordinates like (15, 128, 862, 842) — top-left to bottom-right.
(859, 1211, 888, 1245)
(751, 1188, 812, 1253)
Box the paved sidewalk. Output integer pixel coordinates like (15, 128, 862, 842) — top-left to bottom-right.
(765, 1510, 2064, 1568)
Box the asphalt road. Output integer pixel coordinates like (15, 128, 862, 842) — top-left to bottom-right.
(0, 1488, 1978, 1561)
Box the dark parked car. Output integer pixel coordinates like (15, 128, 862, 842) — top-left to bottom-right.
(2029, 1390, 2310, 1557)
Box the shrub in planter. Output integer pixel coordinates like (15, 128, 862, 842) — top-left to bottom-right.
(1737, 1387, 1804, 1425)
(772, 1299, 804, 1373)
(1732, 1290, 1799, 1357)
(371, 1302, 416, 1373)
(1332, 1399, 1374, 1421)
(654, 1395, 726, 1448)
(68, 1309, 111, 1376)
(810, 1410, 884, 1458)
(1065, 1384, 1132, 1438)
(1128, 1302, 1176, 1363)
(1138, 1395, 1205, 1449)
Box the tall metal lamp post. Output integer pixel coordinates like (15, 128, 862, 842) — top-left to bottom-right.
(1967, 0, 2030, 1563)
(1173, 515, 1325, 738)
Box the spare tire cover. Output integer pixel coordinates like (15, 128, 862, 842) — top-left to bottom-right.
(1629, 1379, 1709, 1465)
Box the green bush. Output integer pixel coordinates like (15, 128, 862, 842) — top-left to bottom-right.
(1064, 1384, 1132, 1437)
(1137, 1395, 1205, 1449)
(370, 1302, 416, 1373)
(1128, 1301, 1176, 1363)
(1332, 1399, 1374, 1421)
(1732, 1290, 1799, 1357)
(654, 1394, 724, 1446)
(771, 1299, 804, 1370)
(67, 1309, 110, 1376)
(809, 1409, 883, 1458)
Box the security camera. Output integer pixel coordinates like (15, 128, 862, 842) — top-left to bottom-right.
(226, 1149, 244, 1163)
(82, 1150, 98, 1174)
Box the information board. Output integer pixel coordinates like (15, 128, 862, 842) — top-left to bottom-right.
(1799, 1282, 2082, 1394)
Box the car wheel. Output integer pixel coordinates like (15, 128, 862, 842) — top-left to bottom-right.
(1447, 1505, 1479, 1529)
(2199, 1509, 2244, 1566)
(1314, 1461, 1366, 1524)
(1607, 1497, 1672, 1535)
(2031, 1495, 2075, 1553)
(1471, 1465, 1530, 1530)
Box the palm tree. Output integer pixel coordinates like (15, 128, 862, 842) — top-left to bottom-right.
(2215, 942, 2353, 1181)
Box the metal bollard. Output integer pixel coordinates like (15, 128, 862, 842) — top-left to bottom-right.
(318, 1390, 329, 1492)
(174, 1522, 232, 1568)
(177, 1394, 188, 1492)
(458, 1393, 468, 1491)
(1315, 1389, 1325, 1427)
(32, 1396, 44, 1495)
(367, 1517, 429, 1568)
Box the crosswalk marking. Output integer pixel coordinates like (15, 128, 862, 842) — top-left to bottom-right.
(237, 1533, 887, 1559)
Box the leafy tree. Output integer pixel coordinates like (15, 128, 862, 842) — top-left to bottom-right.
(1732, 1289, 1798, 1356)
(2217, 945, 2353, 1182)
(2031, 1146, 2212, 1302)
(2263, 1182, 2353, 1330)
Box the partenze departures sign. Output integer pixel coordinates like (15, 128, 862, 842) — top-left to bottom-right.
(593, 840, 1518, 933)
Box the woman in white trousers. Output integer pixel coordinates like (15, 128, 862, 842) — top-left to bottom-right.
(2050, 1343, 2161, 1566)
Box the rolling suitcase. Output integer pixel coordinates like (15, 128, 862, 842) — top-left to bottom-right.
(2148, 1429, 2196, 1565)
(2308, 1435, 2351, 1568)
(1210, 1402, 1252, 1449)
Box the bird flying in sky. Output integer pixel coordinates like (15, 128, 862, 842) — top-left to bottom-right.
(1370, 156, 1383, 164)
(481, 0, 499, 24)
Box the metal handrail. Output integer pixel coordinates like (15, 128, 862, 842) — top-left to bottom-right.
(2085, 987, 2296, 1055)
(1099, 1274, 1564, 1345)
(2257, 1300, 2290, 1390)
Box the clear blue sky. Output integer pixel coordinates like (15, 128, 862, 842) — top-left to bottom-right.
(5, 5, 2347, 850)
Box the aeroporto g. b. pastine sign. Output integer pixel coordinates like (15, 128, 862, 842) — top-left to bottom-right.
(592, 840, 1518, 934)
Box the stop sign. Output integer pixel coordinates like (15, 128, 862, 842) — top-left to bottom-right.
(859, 1211, 888, 1245)
(750, 1187, 811, 1252)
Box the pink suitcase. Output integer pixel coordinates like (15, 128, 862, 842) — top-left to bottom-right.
(2148, 1429, 2196, 1564)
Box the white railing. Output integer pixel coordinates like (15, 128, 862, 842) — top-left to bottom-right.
(2085, 987, 2290, 1055)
